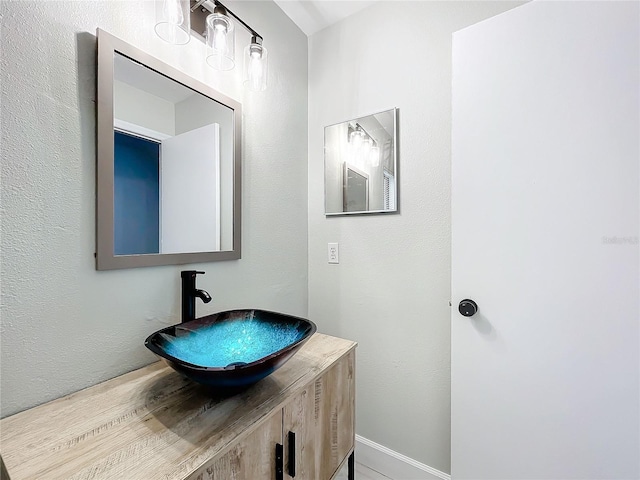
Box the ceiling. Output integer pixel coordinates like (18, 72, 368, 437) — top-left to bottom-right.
(273, 0, 378, 36)
(114, 54, 195, 104)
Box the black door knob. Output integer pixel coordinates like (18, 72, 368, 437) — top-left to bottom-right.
(459, 299, 478, 317)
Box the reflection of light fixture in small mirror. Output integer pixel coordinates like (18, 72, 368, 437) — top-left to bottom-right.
(363, 137, 373, 154)
(155, 0, 190, 45)
(370, 146, 380, 167)
(350, 125, 364, 148)
(154, 0, 268, 89)
(348, 123, 378, 168)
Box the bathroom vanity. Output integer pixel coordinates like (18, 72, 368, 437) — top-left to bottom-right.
(0, 334, 356, 480)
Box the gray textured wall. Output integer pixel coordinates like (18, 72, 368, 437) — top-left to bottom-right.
(0, 0, 308, 417)
(307, 1, 523, 473)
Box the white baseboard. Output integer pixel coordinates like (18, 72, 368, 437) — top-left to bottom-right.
(355, 435, 451, 480)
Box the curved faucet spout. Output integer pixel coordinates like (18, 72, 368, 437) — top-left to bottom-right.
(195, 289, 212, 303)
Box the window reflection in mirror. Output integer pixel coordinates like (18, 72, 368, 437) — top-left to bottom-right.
(324, 108, 397, 215)
(112, 52, 234, 255)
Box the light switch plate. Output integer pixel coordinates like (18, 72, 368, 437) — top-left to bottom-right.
(328, 243, 339, 264)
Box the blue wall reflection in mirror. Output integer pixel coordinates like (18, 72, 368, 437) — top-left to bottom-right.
(114, 131, 160, 255)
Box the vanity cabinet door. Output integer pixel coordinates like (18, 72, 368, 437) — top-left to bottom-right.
(187, 410, 283, 480)
(283, 351, 355, 480)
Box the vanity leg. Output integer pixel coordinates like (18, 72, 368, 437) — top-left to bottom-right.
(348, 451, 355, 480)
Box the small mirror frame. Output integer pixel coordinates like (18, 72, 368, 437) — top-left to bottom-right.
(96, 29, 241, 270)
(324, 107, 398, 216)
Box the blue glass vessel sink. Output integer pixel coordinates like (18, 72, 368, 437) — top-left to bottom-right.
(144, 309, 317, 387)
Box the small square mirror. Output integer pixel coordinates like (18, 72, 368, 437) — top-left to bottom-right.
(324, 108, 398, 215)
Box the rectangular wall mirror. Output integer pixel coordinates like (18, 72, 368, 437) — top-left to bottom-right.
(96, 29, 241, 270)
(324, 108, 398, 215)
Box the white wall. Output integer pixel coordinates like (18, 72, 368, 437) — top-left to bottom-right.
(308, 1, 523, 473)
(0, 0, 308, 417)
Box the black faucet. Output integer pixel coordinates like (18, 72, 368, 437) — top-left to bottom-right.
(181, 270, 212, 323)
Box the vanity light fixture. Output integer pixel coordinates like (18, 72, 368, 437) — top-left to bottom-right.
(205, 4, 235, 71)
(155, 0, 191, 45)
(369, 146, 380, 167)
(349, 125, 365, 148)
(348, 123, 379, 168)
(244, 35, 268, 91)
(154, 0, 268, 90)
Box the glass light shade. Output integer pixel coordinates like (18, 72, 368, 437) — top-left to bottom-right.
(155, 0, 190, 45)
(243, 41, 268, 91)
(351, 129, 364, 148)
(205, 13, 235, 71)
(369, 146, 380, 167)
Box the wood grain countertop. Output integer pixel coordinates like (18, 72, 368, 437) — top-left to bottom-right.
(0, 333, 357, 480)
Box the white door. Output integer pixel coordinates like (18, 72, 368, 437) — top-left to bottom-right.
(451, 2, 639, 479)
(161, 123, 221, 253)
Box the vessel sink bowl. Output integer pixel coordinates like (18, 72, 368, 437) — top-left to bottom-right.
(144, 309, 317, 387)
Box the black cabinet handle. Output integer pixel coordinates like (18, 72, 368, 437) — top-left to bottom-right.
(275, 443, 283, 480)
(288, 431, 296, 477)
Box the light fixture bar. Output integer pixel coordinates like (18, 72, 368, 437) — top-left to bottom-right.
(348, 123, 377, 147)
(191, 0, 262, 41)
(187, 0, 268, 89)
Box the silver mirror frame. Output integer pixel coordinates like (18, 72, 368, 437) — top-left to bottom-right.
(324, 107, 398, 216)
(96, 29, 241, 270)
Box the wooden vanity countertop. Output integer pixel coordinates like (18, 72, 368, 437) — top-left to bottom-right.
(0, 333, 356, 480)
